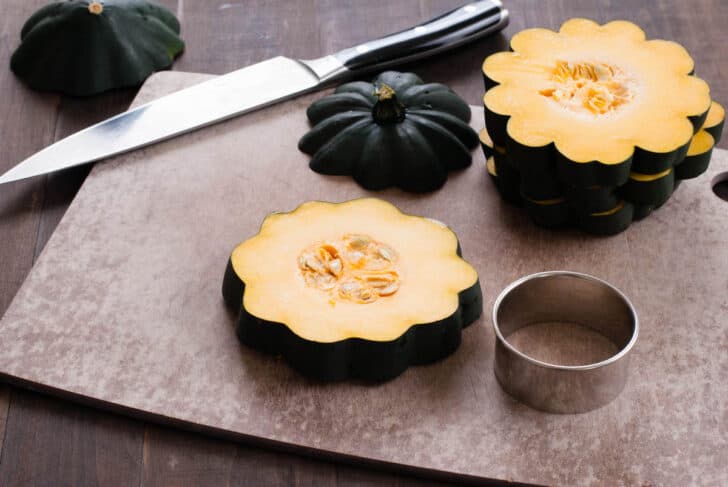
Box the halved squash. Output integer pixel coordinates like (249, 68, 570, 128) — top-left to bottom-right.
(10, 0, 184, 96)
(482, 19, 712, 186)
(222, 198, 482, 381)
(299, 72, 478, 192)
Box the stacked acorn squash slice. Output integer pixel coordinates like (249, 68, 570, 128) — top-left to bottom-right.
(481, 19, 724, 234)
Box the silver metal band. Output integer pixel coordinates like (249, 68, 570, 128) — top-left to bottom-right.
(492, 271, 639, 414)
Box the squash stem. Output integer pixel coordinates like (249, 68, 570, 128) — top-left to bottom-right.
(372, 84, 406, 124)
(88, 2, 104, 15)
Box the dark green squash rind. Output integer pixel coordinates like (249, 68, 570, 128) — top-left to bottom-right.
(221, 252, 483, 383)
(478, 129, 508, 166)
(351, 127, 400, 190)
(408, 110, 479, 150)
(555, 152, 632, 188)
(405, 115, 473, 171)
(480, 143, 690, 234)
(305, 93, 373, 125)
(484, 155, 522, 205)
(577, 202, 634, 235)
(482, 96, 709, 185)
(390, 122, 449, 192)
(520, 170, 563, 200)
(619, 170, 675, 206)
(704, 118, 724, 143)
(632, 204, 654, 221)
(401, 83, 472, 122)
(480, 139, 495, 159)
(523, 198, 571, 228)
(483, 104, 509, 147)
(298, 112, 370, 154)
(565, 185, 620, 215)
(674, 147, 713, 180)
(688, 108, 710, 135)
(306, 119, 376, 176)
(631, 140, 691, 174)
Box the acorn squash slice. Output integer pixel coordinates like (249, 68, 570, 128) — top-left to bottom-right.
(482, 19, 712, 186)
(222, 198, 482, 382)
(10, 0, 184, 96)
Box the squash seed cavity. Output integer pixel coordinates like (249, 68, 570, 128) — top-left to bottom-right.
(539, 60, 634, 115)
(298, 234, 400, 304)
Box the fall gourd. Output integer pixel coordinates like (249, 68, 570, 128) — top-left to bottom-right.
(480, 18, 724, 234)
(11, 0, 184, 96)
(299, 72, 479, 192)
(222, 198, 482, 381)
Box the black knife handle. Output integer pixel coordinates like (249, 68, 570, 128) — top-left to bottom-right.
(333, 1, 508, 74)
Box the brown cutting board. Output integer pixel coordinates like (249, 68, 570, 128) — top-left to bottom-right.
(1, 72, 726, 486)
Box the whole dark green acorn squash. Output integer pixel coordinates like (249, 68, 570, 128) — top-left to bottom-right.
(298, 71, 479, 192)
(10, 0, 184, 96)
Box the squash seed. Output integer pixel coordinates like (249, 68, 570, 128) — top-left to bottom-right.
(378, 246, 394, 261)
(339, 280, 360, 297)
(347, 251, 365, 266)
(319, 244, 339, 260)
(300, 234, 400, 303)
(377, 282, 399, 296)
(316, 274, 336, 290)
(364, 272, 397, 288)
(348, 235, 370, 249)
(356, 288, 376, 303)
(327, 258, 343, 276)
(304, 256, 326, 274)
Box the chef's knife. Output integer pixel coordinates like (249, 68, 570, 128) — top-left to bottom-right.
(0, 1, 508, 185)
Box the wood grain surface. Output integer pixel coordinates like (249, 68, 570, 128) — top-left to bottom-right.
(0, 1, 726, 485)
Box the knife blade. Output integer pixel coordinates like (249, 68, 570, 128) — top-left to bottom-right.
(0, 1, 508, 185)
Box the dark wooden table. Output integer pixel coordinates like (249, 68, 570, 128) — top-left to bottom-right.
(0, 1, 726, 485)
